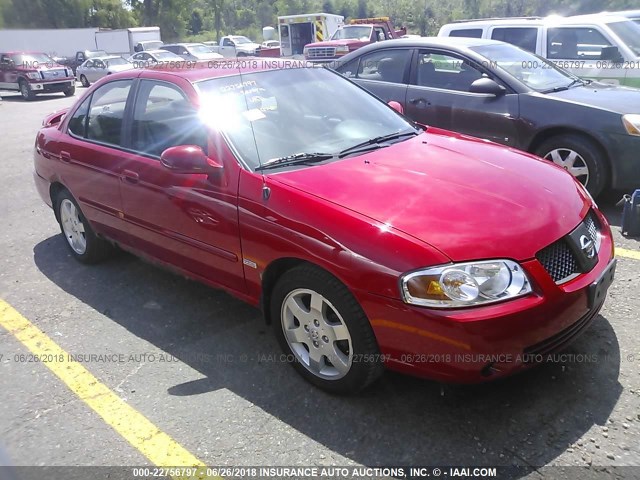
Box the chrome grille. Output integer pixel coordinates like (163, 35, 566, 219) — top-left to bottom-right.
(306, 47, 336, 59)
(585, 212, 598, 243)
(537, 240, 579, 283)
(41, 68, 67, 80)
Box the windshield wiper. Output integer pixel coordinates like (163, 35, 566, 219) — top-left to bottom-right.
(338, 130, 419, 157)
(255, 152, 335, 171)
(549, 78, 585, 92)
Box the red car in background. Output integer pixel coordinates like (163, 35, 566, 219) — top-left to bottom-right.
(33, 62, 615, 393)
(0, 52, 75, 100)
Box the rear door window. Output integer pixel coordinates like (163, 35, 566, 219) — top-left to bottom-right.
(86, 80, 133, 147)
(449, 29, 483, 38)
(491, 27, 538, 53)
(355, 49, 412, 84)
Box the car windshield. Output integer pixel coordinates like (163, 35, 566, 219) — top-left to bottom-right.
(608, 20, 640, 57)
(470, 43, 577, 92)
(10, 53, 53, 65)
(189, 44, 213, 54)
(232, 36, 252, 44)
(105, 57, 129, 66)
(143, 41, 164, 50)
(332, 26, 372, 41)
(197, 67, 416, 170)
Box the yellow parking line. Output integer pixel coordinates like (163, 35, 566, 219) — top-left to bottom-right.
(616, 247, 640, 260)
(0, 299, 218, 480)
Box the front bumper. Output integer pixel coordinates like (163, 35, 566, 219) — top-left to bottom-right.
(355, 224, 615, 383)
(29, 80, 74, 93)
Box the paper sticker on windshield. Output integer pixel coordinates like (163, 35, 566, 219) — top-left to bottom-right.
(260, 96, 277, 111)
(244, 109, 266, 121)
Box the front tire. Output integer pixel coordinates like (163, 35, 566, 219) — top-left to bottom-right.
(80, 75, 90, 87)
(54, 189, 113, 264)
(19, 79, 35, 101)
(271, 264, 383, 394)
(63, 84, 76, 97)
(535, 134, 607, 197)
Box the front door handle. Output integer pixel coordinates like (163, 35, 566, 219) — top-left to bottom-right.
(408, 98, 430, 107)
(60, 151, 71, 163)
(122, 170, 140, 184)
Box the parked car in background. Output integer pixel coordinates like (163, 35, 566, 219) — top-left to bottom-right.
(128, 49, 183, 67)
(57, 50, 108, 75)
(33, 62, 615, 393)
(438, 15, 640, 88)
(134, 40, 165, 52)
(262, 40, 280, 48)
(76, 56, 134, 87)
(160, 43, 223, 61)
(215, 36, 262, 57)
(334, 37, 640, 197)
(0, 52, 75, 100)
(304, 17, 406, 62)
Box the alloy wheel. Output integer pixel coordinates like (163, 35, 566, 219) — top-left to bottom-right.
(544, 148, 590, 186)
(59, 199, 87, 254)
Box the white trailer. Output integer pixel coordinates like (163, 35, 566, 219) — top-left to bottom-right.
(277, 13, 344, 56)
(95, 27, 162, 57)
(0, 28, 99, 58)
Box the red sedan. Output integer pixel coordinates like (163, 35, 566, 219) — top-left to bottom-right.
(33, 61, 616, 393)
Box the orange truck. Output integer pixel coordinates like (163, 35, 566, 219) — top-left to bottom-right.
(303, 17, 406, 62)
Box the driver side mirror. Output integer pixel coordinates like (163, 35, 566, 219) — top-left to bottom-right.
(388, 101, 404, 114)
(469, 78, 506, 96)
(160, 145, 223, 177)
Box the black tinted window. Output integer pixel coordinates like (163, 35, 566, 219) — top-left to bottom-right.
(491, 27, 538, 53)
(450, 29, 483, 38)
(356, 49, 411, 84)
(547, 27, 612, 60)
(131, 80, 207, 157)
(68, 96, 91, 137)
(86, 80, 132, 147)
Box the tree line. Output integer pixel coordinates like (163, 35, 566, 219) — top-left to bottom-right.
(0, 0, 637, 43)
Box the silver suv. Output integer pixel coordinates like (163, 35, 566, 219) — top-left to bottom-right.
(438, 14, 640, 88)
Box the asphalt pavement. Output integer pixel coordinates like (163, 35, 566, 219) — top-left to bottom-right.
(0, 88, 639, 480)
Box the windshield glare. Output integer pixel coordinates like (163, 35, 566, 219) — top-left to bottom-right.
(608, 20, 640, 57)
(11, 53, 54, 65)
(197, 68, 414, 169)
(232, 36, 252, 44)
(332, 26, 372, 41)
(190, 44, 213, 54)
(471, 44, 576, 92)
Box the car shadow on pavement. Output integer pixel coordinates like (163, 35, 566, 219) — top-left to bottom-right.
(33, 236, 623, 475)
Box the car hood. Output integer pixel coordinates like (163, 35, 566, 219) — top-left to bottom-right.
(269, 129, 590, 262)
(546, 82, 640, 114)
(306, 39, 366, 48)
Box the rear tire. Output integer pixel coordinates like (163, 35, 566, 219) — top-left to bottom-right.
(534, 134, 607, 197)
(271, 264, 383, 394)
(54, 189, 113, 264)
(19, 79, 35, 101)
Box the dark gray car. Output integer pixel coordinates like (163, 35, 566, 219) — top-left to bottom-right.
(333, 37, 640, 196)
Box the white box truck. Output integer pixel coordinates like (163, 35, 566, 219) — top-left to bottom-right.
(95, 27, 162, 57)
(277, 13, 344, 57)
(0, 28, 99, 58)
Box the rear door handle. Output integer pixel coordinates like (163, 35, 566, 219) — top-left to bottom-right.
(60, 151, 71, 163)
(122, 170, 140, 184)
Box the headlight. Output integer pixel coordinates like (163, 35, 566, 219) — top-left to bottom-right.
(336, 45, 350, 53)
(401, 260, 532, 308)
(26, 72, 40, 80)
(622, 114, 640, 136)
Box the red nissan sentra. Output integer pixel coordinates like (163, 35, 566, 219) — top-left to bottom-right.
(33, 61, 616, 393)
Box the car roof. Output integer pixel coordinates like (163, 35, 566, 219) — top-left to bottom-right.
(164, 43, 204, 47)
(444, 14, 632, 27)
(89, 56, 125, 61)
(348, 36, 505, 50)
